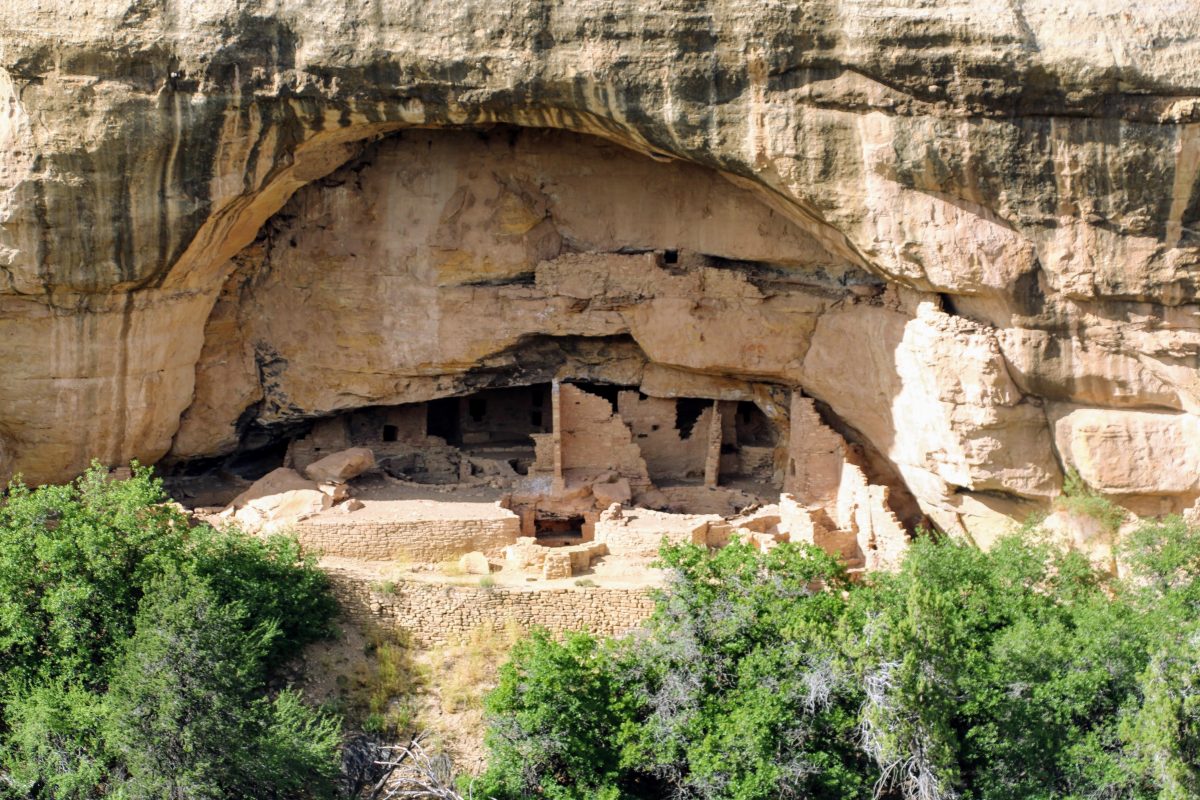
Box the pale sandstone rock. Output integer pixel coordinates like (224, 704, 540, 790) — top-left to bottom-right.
(318, 482, 351, 502)
(1041, 509, 1121, 574)
(458, 551, 491, 575)
(230, 468, 316, 509)
(592, 478, 632, 508)
(1051, 407, 1200, 497)
(235, 488, 333, 533)
(259, 489, 333, 520)
(304, 448, 376, 484)
(0, 1, 1196, 545)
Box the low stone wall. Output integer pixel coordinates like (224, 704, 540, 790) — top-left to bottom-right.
(326, 569, 657, 646)
(293, 515, 519, 562)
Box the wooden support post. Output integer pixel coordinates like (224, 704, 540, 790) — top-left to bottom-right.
(704, 400, 722, 488)
(551, 379, 564, 492)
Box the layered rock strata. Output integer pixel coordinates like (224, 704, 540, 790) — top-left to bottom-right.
(0, 2, 1197, 541)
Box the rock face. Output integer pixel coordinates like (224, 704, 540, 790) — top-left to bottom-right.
(0, 2, 1198, 539)
(303, 447, 376, 484)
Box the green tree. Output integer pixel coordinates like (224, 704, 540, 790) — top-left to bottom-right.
(476, 630, 634, 800)
(0, 466, 187, 692)
(0, 464, 341, 798)
(103, 572, 340, 800)
(629, 541, 870, 800)
(478, 521, 1200, 800)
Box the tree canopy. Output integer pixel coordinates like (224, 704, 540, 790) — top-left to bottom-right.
(477, 521, 1200, 800)
(0, 464, 340, 799)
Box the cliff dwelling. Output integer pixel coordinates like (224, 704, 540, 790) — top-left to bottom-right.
(0, 0, 1195, 576)
(4, 113, 1196, 592)
(6, 3, 1200, 795)
(277, 381, 777, 492)
(136, 122, 1087, 559)
(140, 125, 944, 587)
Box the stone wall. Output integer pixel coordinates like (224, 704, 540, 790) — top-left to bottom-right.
(556, 384, 652, 487)
(616, 391, 711, 480)
(293, 514, 519, 562)
(593, 507, 716, 556)
(326, 569, 657, 646)
(785, 395, 848, 507)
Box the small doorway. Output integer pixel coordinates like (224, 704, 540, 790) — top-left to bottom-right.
(535, 514, 585, 547)
(426, 397, 461, 444)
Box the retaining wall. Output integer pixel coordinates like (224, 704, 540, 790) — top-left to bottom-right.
(326, 568, 657, 646)
(294, 515, 519, 561)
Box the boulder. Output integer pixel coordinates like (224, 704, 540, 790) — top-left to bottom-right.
(592, 477, 632, 508)
(229, 468, 316, 509)
(317, 482, 350, 502)
(304, 447, 376, 483)
(255, 489, 332, 520)
(233, 488, 332, 533)
(458, 551, 492, 575)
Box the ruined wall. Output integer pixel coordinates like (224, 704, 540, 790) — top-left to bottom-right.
(616, 392, 712, 482)
(343, 406, 430, 447)
(556, 384, 652, 487)
(326, 570, 656, 646)
(457, 387, 549, 445)
(785, 395, 851, 508)
(292, 512, 519, 562)
(593, 507, 716, 556)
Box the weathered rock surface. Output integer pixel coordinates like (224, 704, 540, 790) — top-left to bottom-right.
(229, 467, 315, 508)
(303, 447, 376, 484)
(0, 1, 1198, 538)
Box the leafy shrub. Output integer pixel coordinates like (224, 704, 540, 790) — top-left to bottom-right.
(475, 630, 635, 800)
(0, 463, 340, 798)
(478, 520, 1200, 800)
(1057, 468, 1128, 532)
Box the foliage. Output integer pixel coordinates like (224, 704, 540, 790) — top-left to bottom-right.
(475, 630, 636, 800)
(479, 520, 1200, 800)
(1056, 468, 1129, 533)
(0, 463, 340, 799)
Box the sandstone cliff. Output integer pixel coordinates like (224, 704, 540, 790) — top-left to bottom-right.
(0, 1, 1197, 540)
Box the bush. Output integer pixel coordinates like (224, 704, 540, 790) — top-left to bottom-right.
(0, 463, 340, 798)
(1056, 468, 1128, 533)
(478, 521, 1200, 800)
(475, 630, 634, 800)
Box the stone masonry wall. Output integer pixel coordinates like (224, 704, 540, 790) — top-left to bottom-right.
(326, 568, 657, 646)
(557, 384, 652, 488)
(616, 391, 711, 481)
(293, 516, 519, 562)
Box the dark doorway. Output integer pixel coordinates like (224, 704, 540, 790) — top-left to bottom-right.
(426, 397, 461, 444)
(735, 401, 776, 446)
(675, 398, 710, 440)
(535, 514, 585, 546)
